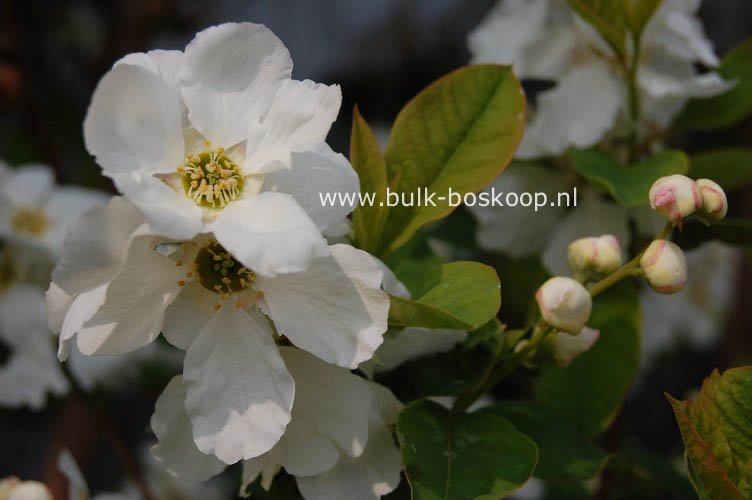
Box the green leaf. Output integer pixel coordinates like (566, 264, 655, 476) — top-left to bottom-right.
(675, 38, 752, 130)
(350, 105, 389, 253)
(688, 148, 752, 191)
(388, 261, 501, 330)
(535, 281, 641, 436)
(385, 231, 444, 295)
(569, 148, 689, 207)
(566, 0, 627, 58)
(377, 65, 525, 257)
(397, 400, 538, 500)
(622, 0, 663, 37)
(666, 366, 752, 499)
(376, 318, 505, 401)
(484, 400, 609, 481)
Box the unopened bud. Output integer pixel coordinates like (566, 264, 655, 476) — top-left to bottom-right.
(696, 179, 727, 221)
(536, 277, 592, 334)
(3, 481, 53, 500)
(649, 174, 701, 224)
(639, 240, 687, 293)
(547, 327, 600, 367)
(567, 235, 622, 279)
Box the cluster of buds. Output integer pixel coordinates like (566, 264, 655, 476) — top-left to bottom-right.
(567, 234, 623, 281)
(530, 174, 728, 368)
(649, 174, 728, 226)
(0, 477, 52, 500)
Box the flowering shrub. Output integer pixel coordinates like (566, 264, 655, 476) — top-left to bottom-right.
(1, 2, 751, 500)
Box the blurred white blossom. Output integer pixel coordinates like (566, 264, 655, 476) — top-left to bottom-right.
(469, 0, 731, 157)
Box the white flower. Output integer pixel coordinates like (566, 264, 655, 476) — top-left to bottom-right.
(696, 178, 728, 221)
(469, 0, 731, 157)
(649, 174, 701, 224)
(640, 239, 687, 293)
(0, 163, 107, 257)
(53, 199, 389, 464)
(536, 276, 592, 334)
(151, 348, 403, 500)
(84, 23, 358, 277)
(546, 327, 600, 367)
(567, 234, 623, 279)
(0, 283, 68, 409)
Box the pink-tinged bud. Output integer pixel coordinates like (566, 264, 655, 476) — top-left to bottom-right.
(536, 277, 592, 334)
(696, 179, 727, 221)
(567, 235, 622, 278)
(548, 327, 600, 367)
(2, 480, 53, 500)
(639, 240, 687, 293)
(649, 174, 701, 224)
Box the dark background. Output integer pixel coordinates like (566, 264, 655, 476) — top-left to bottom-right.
(0, 1, 750, 498)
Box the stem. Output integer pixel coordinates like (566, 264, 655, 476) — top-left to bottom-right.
(453, 322, 553, 413)
(625, 33, 642, 162)
(60, 362, 155, 500)
(589, 222, 672, 298)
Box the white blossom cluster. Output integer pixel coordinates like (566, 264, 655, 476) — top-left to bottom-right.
(37, 22, 456, 499)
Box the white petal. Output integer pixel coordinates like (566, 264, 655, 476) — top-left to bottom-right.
(643, 0, 719, 67)
(518, 62, 622, 158)
(150, 375, 227, 481)
(208, 191, 327, 277)
(43, 187, 109, 257)
(1, 165, 54, 207)
(0, 285, 68, 409)
(296, 383, 403, 500)
(542, 190, 630, 275)
(245, 79, 341, 173)
(364, 327, 467, 374)
(52, 197, 146, 295)
(258, 244, 388, 369)
(84, 62, 184, 174)
(261, 143, 359, 231)
(57, 449, 90, 500)
(162, 282, 214, 350)
(110, 172, 203, 241)
(278, 347, 371, 466)
(375, 258, 410, 298)
(183, 306, 294, 464)
(468, 0, 548, 74)
(46, 282, 72, 335)
(59, 284, 108, 361)
(78, 236, 183, 355)
(468, 163, 571, 255)
(180, 22, 292, 148)
(241, 455, 280, 493)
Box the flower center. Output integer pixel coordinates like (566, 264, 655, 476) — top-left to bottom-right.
(194, 241, 253, 295)
(11, 207, 50, 236)
(179, 149, 244, 208)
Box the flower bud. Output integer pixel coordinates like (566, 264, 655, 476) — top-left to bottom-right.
(639, 240, 687, 293)
(696, 179, 727, 221)
(2, 480, 53, 500)
(535, 277, 592, 334)
(649, 174, 701, 224)
(567, 235, 622, 278)
(547, 327, 600, 367)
